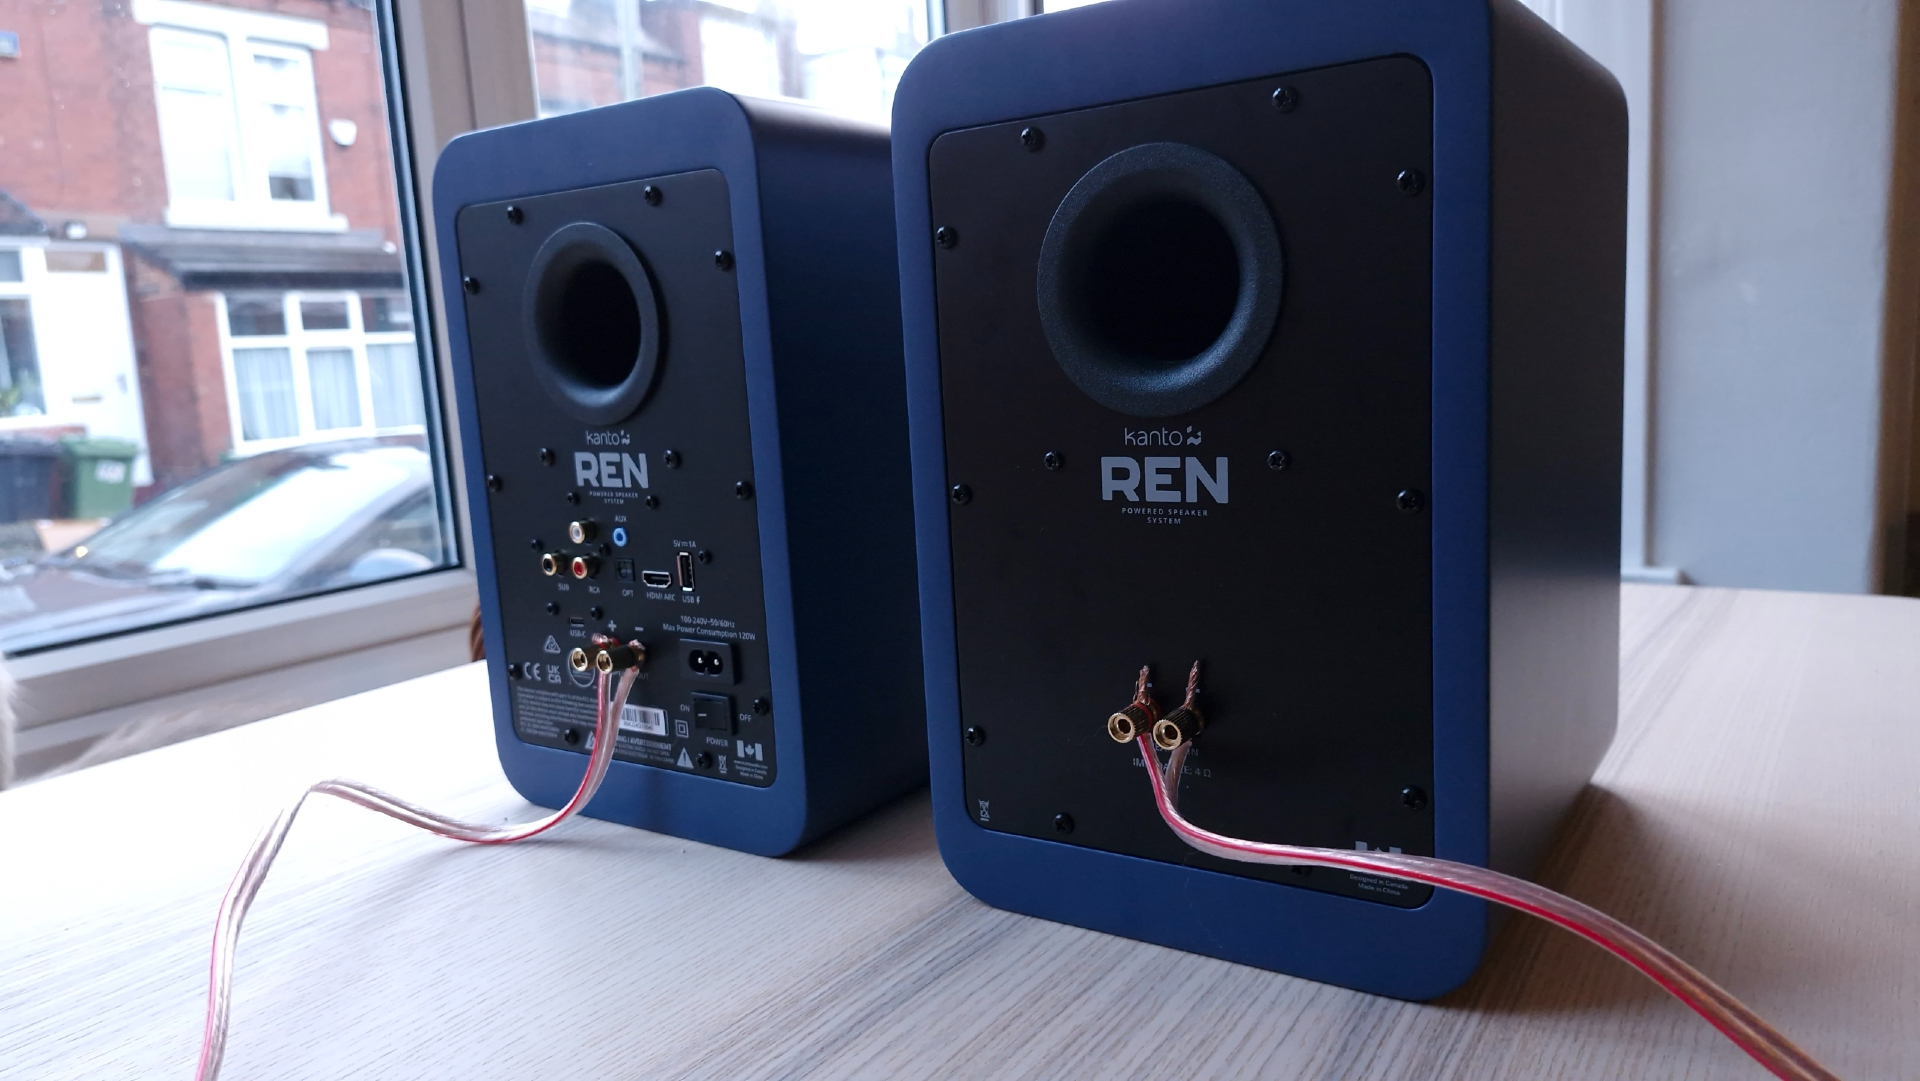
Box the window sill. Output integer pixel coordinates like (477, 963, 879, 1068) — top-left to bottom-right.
(162, 206, 350, 233)
(10, 566, 477, 732)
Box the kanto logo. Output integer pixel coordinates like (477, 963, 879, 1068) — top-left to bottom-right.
(1122, 425, 1203, 447)
(575, 451, 649, 490)
(1101, 456, 1228, 504)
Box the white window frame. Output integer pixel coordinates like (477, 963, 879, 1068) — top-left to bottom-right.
(137, 0, 346, 233)
(215, 290, 426, 453)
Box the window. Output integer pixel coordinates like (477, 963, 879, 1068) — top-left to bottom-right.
(0, 0, 459, 686)
(220, 291, 427, 450)
(140, 1, 339, 230)
(527, 0, 935, 124)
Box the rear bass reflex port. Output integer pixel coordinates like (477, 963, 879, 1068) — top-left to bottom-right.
(540, 553, 562, 576)
(571, 555, 601, 579)
(676, 550, 696, 592)
(640, 569, 673, 589)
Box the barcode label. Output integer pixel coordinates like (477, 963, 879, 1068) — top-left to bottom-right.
(620, 704, 667, 736)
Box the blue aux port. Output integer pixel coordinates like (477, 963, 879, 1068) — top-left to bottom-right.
(612, 527, 628, 547)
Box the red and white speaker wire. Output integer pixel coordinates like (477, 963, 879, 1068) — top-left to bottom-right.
(1136, 734, 1840, 1081)
(192, 667, 640, 1081)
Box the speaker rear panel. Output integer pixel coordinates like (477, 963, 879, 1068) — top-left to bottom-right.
(456, 170, 778, 788)
(930, 58, 1435, 904)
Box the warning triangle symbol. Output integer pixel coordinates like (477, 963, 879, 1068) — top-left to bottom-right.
(543, 635, 561, 654)
(676, 748, 693, 768)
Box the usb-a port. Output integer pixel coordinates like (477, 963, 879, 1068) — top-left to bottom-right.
(676, 550, 696, 592)
(640, 570, 672, 589)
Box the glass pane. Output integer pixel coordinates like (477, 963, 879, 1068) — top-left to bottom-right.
(252, 52, 317, 202)
(227, 294, 288, 337)
(150, 28, 238, 202)
(527, 0, 932, 123)
(232, 347, 298, 440)
(0, 300, 46, 417)
(299, 299, 350, 331)
(306, 347, 361, 430)
(45, 250, 107, 273)
(0, 0, 456, 676)
(367, 342, 426, 428)
(360, 293, 413, 334)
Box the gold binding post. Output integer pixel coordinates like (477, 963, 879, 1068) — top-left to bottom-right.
(594, 640, 648, 673)
(1106, 665, 1162, 743)
(567, 647, 592, 672)
(1153, 661, 1204, 750)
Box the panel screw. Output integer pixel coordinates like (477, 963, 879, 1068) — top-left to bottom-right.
(1019, 126, 1044, 152)
(949, 483, 972, 505)
(1272, 85, 1299, 112)
(565, 491, 581, 505)
(506, 662, 522, 678)
(662, 448, 680, 468)
(597, 542, 611, 556)
(505, 205, 523, 225)
(530, 538, 543, 551)
(644, 494, 659, 509)
(1053, 813, 1075, 834)
(735, 480, 754, 499)
(1043, 451, 1063, 470)
(643, 185, 662, 206)
(964, 726, 987, 746)
(1397, 169, 1427, 197)
(462, 276, 480, 294)
(538, 447, 555, 466)
(696, 549, 712, 564)
(546, 601, 560, 614)
(752, 696, 771, 715)
(562, 727, 581, 746)
(484, 474, 503, 491)
(934, 225, 958, 249)
(714, 249, 734, 270)
(1401, 785, 1428, 810)
(1396, 488, 1425, 513)
(588, 606, 604, 620)
(1267, 449, 1291, 471)
(695, 751, 714, 769)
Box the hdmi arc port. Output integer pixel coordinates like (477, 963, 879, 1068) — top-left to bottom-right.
(640, 570, 673, 588)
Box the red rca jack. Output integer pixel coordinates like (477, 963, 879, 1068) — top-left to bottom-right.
(1153, 661, 1204, 750)
(570, 555, 601, 579)
(1106, 665, 1161, 743)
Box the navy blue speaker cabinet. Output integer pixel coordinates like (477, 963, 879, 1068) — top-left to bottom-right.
(434, 88, 924, 856)
(893, 0, 1626, 997)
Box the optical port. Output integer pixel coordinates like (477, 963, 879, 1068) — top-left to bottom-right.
(640, 569, 673, 589)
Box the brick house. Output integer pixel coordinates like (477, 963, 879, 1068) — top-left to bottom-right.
(0, 0, 423, 496)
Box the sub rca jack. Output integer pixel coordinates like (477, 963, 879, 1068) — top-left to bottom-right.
(540, 552, 562, 576)
(1106, 665, 1161, 743)
(570, 555, 601, 579)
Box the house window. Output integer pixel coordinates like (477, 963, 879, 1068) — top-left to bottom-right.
(140, 0, 338, 231)
(220, 291, 426, 451)
(0, 299, 45, 418)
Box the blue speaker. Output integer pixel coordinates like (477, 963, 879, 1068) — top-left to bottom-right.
(434, 88, 925, 856)
(893, 0, 1625, 997)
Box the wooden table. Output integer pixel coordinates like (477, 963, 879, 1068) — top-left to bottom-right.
(3, 584, 1916, 1080)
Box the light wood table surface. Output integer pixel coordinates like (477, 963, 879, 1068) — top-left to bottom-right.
(3, 583, 1917, 1080)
